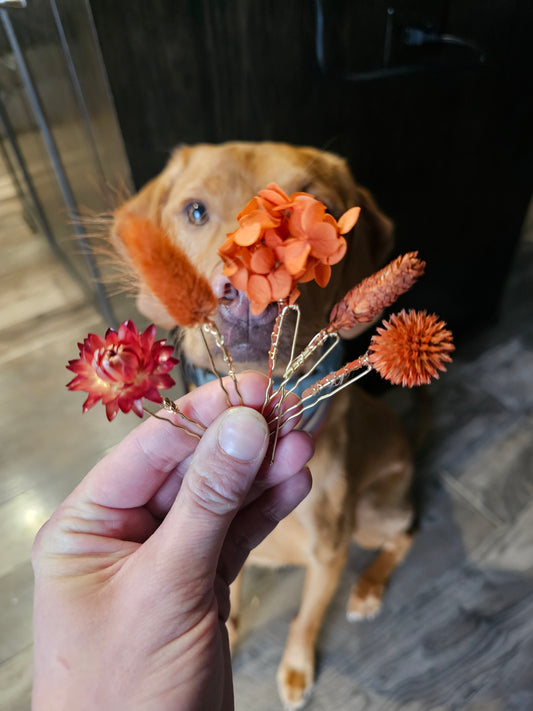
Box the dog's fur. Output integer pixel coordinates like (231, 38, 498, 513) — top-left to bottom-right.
(112, 142, 415, 709)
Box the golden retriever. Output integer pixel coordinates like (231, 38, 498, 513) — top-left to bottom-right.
(112, 142, 415, 709)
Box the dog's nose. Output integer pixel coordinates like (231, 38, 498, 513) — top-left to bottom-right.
(211, 274, 238, 301)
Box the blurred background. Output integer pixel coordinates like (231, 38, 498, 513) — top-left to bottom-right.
(0, 2, 532, 709)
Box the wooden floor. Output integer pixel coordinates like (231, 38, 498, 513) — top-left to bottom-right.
(1, 175, 532, 710)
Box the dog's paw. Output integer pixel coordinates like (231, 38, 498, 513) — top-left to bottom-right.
(277, 659, 314, 710)
(346, 577, 385, 621)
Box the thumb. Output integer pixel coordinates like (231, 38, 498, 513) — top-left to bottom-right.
(153, 406, 269, 579)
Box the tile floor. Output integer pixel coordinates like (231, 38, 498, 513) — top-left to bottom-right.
(1, 178, 532, 710)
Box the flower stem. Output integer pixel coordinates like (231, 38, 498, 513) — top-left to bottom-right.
(160, 397, 207, 430)
(199, 326, 232, 408)
(262, 301, 299, 412)
(202, 322, 243, 405)
(142, 406, 202, 439)
(272, 360, 373, 430)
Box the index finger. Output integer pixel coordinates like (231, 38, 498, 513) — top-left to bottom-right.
(77, 372, 300, 510)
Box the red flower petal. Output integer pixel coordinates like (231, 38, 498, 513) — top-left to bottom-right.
(67, 321, 178, 419)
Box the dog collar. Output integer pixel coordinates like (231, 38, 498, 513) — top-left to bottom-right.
(181, 344, 343, 438)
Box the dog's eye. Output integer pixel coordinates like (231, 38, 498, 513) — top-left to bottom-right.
(184, 200, 209, 226)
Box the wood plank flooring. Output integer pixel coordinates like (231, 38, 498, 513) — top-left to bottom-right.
(1, 176, 532, 710)
(0, 188, 139, 710)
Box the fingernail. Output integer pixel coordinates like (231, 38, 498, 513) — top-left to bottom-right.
(217, 408, 268, 461)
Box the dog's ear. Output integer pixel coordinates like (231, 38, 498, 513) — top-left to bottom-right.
(352, 184, 394, 271)
(310, 153, 394, 306)
(301, 148, 393, 277)
(294, 148, 394, 335)
(113, 145, 191, 228)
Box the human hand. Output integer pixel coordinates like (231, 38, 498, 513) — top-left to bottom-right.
(32, 372, 313, 711)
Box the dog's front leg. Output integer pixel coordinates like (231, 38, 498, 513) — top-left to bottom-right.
(227, 570, 244, 654)
(277, 547, 348, 710)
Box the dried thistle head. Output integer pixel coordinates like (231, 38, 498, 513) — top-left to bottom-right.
(328, 252, 426, 333)
(368, 309, 454, 387)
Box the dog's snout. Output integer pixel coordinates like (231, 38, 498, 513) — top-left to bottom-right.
(211, 274, 238, 301)
(222, 281, 238, 301)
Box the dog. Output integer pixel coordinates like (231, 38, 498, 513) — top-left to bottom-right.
(111, 142, 415, 709)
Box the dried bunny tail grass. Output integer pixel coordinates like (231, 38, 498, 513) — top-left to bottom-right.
(368, 309, 454, 387)
(116, 211, 217, 327)
(328, 252, 426, 333)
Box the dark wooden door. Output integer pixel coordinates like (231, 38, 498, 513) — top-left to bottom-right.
(90, 0, 533, 338)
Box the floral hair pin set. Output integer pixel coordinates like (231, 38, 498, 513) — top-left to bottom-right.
(67, 183, 454, 451)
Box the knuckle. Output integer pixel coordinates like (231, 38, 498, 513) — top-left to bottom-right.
(187, 463, 248, 516)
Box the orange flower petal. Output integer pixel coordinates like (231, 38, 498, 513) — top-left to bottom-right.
(314, 262, 331, 287)
(250, 246, 275, 274)
(289, 285, 300, 304)
(258, 183, 291, 206)
(307, 222, 340, 259)
(337, 206, 361, 234)
(233, 221, 263, 246)
(277, 240, 311, 275)
(264, 229, 284, 249)
(324, 238, 347, 265)
(230, 266, 249, 292)
(296, 195, 326, 234)
(248, 274, 272, 315)
(297, 261, 317, 283)
(222, 257, 239, 276)
(268, 265, 293, 301)
(236, 197, 260, 221)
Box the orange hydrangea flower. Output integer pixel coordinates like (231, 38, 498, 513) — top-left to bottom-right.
(219, 183, 361, 315)
(368, 310, 454, 387)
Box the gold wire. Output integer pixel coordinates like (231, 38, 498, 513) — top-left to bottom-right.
(161, 397, 207, 430)
(143, 407, 202, 439)
(262, 301, 298, 412)
(202, 322, 243, 405)
(267, 303, 302, 462)
(279, 333, 341, 401)
(200, 327, 232, 408)
(272, 364, 373, 429)
(269, 331, 339, 403)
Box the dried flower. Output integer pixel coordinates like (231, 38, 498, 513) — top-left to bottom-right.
(368, 309, 454, 387)
(67, 320, 178, 420)
(328, 252, 426, 333)
(219, 183, 360, 315)
(116, 211, 217, 327)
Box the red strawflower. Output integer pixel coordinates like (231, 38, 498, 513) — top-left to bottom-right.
(219, 183, 360, 315)
(368, 310, 454, 387)
(66, 320, 178, 420)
